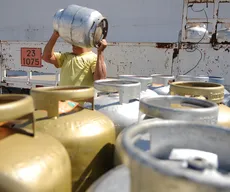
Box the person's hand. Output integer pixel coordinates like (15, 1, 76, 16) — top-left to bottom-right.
(52, 30, 60, 39)
(97, 39, 107, 53)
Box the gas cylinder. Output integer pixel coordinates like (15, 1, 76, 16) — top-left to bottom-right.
(84, 79, 141, 136)
(149, 74, 175, 95)
(53, 4, 108, 48)
(119, 120, 230, 192)
(175, 75, 230, 105)
(178, 24, 210, 42)
(176, 75, 230, 103)
(0, 94, 71, 192)
(23, 86, 116, 192)
(114, 95, 219, 166)
(208, 76, 230, 106)
(176, 75, 209, 82)
(118, 75, 158, 98)
(170, 81, 230, 128)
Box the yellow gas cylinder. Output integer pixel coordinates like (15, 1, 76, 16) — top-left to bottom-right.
(0, 94, 71, 192)
(24, 86, 116, 192)
(170, 81, 230, 128)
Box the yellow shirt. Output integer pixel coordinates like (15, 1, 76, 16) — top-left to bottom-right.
(54, 51, 97, 87)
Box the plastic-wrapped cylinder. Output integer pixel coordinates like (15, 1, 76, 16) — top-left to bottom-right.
(217, 27, 230, 43)
(22, 86, 116, 192)
(170, 81, 230, 128)
(121, 120, 230, 192)
(84, 79, 142, 136)
(115, 95, 219, 166)
(118, 75, 158, 98)
(149, 74, 175, 95)
(209, 76, 225, 84)
(53, 4, 108, 48)
(225, 92, 230, 107)
(178, 24, 210, 42)
(0, 94, 71, 192)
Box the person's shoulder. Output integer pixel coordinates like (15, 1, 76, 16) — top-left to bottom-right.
(62, 52, 76, 60)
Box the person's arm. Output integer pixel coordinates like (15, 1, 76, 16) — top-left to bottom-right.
(42, 31, 60, 68)
(93, 39, 107, 80)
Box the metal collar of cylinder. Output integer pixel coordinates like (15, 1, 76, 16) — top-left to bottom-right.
(140, 95, 218, 124)
(121, 120, 230, 188)
(30, 86, 94, 118)
(94, 79, 141, 104)
(170, 81, 224, 104)
(118, 75, 152, 91)
(93, 17, 108, 48)
(176, 75, 209, 82)
(151, 74, 175, 86)
(0, 94, 35, 136)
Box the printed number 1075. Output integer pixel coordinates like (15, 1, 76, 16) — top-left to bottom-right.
(23, 58, 39, 65)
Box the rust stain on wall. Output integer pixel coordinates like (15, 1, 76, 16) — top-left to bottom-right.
(156, 43, 174, 49)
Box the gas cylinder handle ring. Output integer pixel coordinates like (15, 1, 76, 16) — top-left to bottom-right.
(151, 74, 175, 86)
(94, 17, 108, 48)
(169, 81, 224, 104)
(94, 79, 141, 104)
(175, 75, 209, 82)
(118, 75, 153, 91)
(94, 79, 141, 92)
(0, 94, 35, 137)
(30, 86, 95, 118)
(121, 120, 230, 188)
(139, 95, 219, 125)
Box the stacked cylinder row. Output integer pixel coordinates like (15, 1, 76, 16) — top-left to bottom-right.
(0, 73, 230, 192)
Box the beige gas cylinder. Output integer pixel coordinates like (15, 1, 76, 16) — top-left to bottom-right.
(23, 86, 116, 192)
(0, 94, 71, 192)
(170, 81, 230, 128)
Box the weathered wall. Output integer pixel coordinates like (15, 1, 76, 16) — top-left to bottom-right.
(1, 0, 183, 42)
(1, 42, 230, 85)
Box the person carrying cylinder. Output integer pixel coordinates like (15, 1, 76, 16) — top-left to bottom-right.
(42, 31, 107, 112)
(42, 30, 107, 87)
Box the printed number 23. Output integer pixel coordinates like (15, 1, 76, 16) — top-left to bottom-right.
(26, 50, 35, 57)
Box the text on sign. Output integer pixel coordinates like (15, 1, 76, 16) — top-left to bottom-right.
(21, 48, 42, 67)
